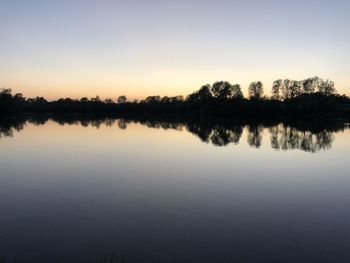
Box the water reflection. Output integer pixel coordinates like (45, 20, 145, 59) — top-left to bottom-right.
(1, 114, 350, 263)
(247, 125, 263, 148)
(269, 126, 334, 153)
(0, 116, 26, 138)
(0, 115, 348, 152)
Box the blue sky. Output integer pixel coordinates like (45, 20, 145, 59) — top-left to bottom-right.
(1, 0, 349, 99)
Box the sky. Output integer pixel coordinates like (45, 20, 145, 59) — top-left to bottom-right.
(0, 0, 349, 100)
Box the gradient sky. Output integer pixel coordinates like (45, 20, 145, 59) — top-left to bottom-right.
(1, 0, 349, 100)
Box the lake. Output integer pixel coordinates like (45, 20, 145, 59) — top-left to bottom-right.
(0, 115, 350, 263)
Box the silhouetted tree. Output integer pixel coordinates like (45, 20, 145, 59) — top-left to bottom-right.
(186, 84, 212, 103)
(91, 95, 101, 102)
(271, 79, 282, 100)
(144, 96, 161, 104)
(278, 79, 302, 100)
(248, 81, 264, 99)
(318, 79, 336, 96)
(105, 98, 114, 104)
(0, 88, 13, 111)
(211, 81, 243, 100)
(161, 96, 170, 103)
(212, 81, 232, 100)
(12, 93, 26, 110)
(290, 80, 302, 98)
(172, 95, 184, 102)
(117, 95, 127, 104)
(302, 76, 319, 94)
(197, 84, 212, 100)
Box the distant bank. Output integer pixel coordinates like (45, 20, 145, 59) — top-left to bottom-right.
(1, 77, 350, 117)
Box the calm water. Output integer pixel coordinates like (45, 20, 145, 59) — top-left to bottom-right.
(0, 116, 350, 263)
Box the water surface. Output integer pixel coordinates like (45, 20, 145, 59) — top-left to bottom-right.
(0, 116, 349, 262)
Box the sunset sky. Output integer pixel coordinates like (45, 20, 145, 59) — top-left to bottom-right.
(1, 0, 349, 100)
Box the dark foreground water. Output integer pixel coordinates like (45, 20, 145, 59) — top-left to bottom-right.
(0, 116, 350, 263)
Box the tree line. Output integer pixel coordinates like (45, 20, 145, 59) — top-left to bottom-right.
(1, 76, 349, 117)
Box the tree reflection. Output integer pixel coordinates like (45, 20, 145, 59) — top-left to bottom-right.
(269, 125, 335, 152)
(0, 114, 346, 153)
(118, 119, 128, 129)
(186, 123, 212, 143)
(211, 125, 243, 146)
(247, 125, 263, 148)
(0, 117, 26, 138)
